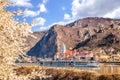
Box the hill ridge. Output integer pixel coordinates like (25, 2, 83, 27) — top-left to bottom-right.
(27, 17, 120, 57)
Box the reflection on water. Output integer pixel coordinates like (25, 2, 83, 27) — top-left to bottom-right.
(99, 65, 120, 74)
(82, 64, 120, 74)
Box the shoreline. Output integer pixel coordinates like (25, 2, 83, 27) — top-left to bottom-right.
(13, 65, 120, 80)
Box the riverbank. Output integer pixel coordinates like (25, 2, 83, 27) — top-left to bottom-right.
(12, 66, 120, 80)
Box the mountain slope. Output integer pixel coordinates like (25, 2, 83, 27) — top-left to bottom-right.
(24, 31, 47, 53)
(27, 17, 120, 57)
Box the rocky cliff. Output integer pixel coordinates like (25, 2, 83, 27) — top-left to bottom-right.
(27, 17, 120, 57)
(24, 31, 47, 53)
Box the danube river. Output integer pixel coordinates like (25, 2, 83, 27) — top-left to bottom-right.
(99, 64, 120, 74)
(15, 61, 120, 74)
(80, 64, 120, 74)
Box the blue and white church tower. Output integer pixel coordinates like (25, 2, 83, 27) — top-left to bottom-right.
(61, 43, 66, 54)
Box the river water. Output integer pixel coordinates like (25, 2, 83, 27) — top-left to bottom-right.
(15, 62, 120, 74)
(81, 64, 120, 74)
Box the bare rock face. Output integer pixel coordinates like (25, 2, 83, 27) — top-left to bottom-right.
(27, 17, 120, 57)
(24, 31, 47, 53)
(84, 29, 120, 50)
(27, 26, 58, 57)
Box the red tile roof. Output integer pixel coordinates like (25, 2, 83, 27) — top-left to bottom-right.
(64, 50, 72, 56)
(55, 50, 77, 57)
(55, 52, 61, 56)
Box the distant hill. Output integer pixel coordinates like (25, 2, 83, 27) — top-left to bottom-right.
(27, 17, 120, 57)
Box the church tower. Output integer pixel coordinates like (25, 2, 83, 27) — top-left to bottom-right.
(61, 43, 66, 54)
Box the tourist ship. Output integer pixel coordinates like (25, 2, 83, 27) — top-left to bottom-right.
(39, 60, 100, 68)
(73, 61, 100, 67)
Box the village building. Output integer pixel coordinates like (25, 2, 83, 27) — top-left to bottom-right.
(54, 43, 77, 60)
(111, 54, 120, 61)
(54, 52, 62, 60)
(54, 43, 96, 61)
(54, 49, 77, 60)
(76, 51, 94, 61)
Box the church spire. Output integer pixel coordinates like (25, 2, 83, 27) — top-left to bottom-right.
(61, 43, 66, 54)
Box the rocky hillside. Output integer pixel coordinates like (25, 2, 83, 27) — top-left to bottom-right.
(27, 17, 120, 57)
(24, 31, 47, 53)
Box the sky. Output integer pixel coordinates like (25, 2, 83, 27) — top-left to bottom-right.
(7, 0, 120, 32)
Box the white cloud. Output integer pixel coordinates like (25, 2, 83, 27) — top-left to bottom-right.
(39, 26, 49, 31)
(22, 0, 48, 17)
(47, 19, 75, 29)
(35, 20, 74, 31)
(32, 26, 49, 32)
(64, 13, 71, 20)
(8, 0, 32, 7)
(62, 6, 66, 11)
(32, 19, 75, 32)
(23, 9, 39, 17)
(71, 0, 120, 19)
(38, 4, 47, 13)
(33, 17, 46, 26)
(104, 8, 120, 18)
(42, 0, 48, 4)
(32, 17, 47, 31)
(37, 0, 48, 13)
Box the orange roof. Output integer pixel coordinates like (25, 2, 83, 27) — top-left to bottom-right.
(55, 50, 77, 57)
(64, 50, 72, 56)
(64, 50, 77, 56)
(55, 52, 61, 56)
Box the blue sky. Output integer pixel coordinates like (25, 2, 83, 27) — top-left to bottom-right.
(7, 0, 120, 32)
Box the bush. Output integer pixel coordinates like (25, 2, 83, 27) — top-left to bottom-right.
(0, 0, 32, 78)
(13, 66, 120, 80)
